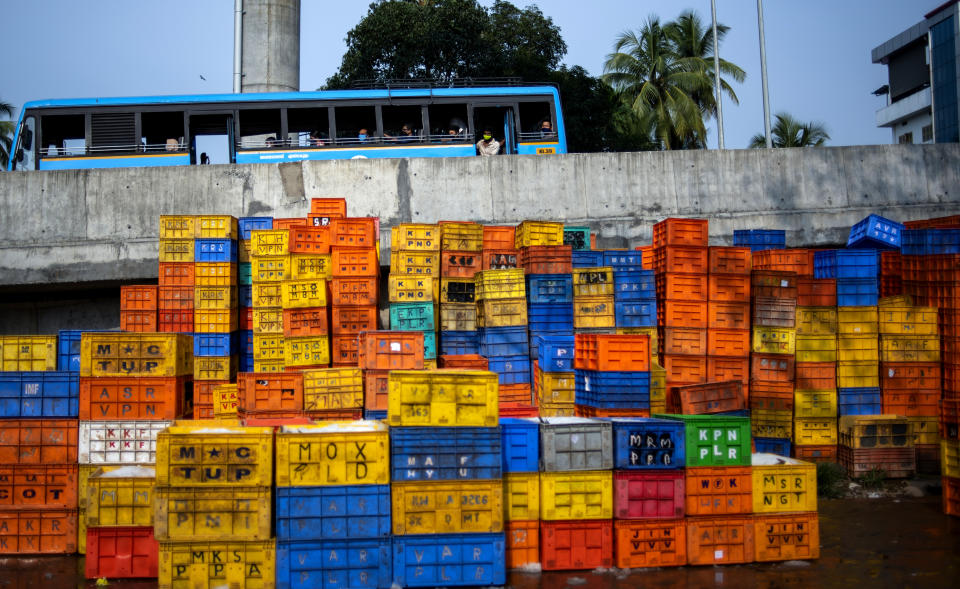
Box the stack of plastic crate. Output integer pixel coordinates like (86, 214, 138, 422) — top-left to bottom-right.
(238, 217, 273, 374)
(154, 423, 275, 588)
(157, 215, 196, 334)
(280, 256, 330, 371)
(358, 331, 424, 420)
(838, 415, 916, 478)
(733, 229, 785, 252)
(498, 417, 540, 569)
(574, 333, 651, 417)
(535, 335, 575, 416)
(120, 285, 158, 333)
(438, 222, 484, 358)
(249, 227, 290, 374)
(609, 417, 688, 569)
(880, 251, 903, 298)
(538, 417, 614, 570)
(750, 453, 820, 563)
(879, 298, 941, 472)
(274, 421, 393, 588)
(387, 369, 506, 587)
(706, 246, 752, 406)
(474, 268, 532, 410)
(329, 215, 379, 366)
(653, 218, 710, 396)
(388, 223, 439, 366)
(0, 335, 79, 558)
(526, 253, 574, 402)
(750, 270, 799, 454)
(301, 367, 365, 422)
(573, 263, 616, 335)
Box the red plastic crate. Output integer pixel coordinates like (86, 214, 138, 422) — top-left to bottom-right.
(540, 519, 613, 571)
(520, 245, 573, 274)
(614, 519, 687, 568)
(85, 526, 158, 579)
(441, 251, 483, 278)
(708, 247, 752, 275)
(838, 445, 916, 478)
(120, 285, 158, 311)
(158, 286, 194, 311)
(944, 476, 960, 516)
(653, 218, 708, 248)
(675, 381, 746, 415)
(797, 278, 837, 307)
(120, 310, 158, 333)
(613, 470, 685, 519)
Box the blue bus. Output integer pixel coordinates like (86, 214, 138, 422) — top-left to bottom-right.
(7, 83, 566, 171)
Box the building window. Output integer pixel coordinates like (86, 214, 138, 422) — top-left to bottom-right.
(922, 124, 933, 142)
(931, 16, 958, 143)
(898, 132, 914, 144)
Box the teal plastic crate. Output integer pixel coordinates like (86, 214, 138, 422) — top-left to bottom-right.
(563, 226, 591, 250)
(389, 302, 435, 331)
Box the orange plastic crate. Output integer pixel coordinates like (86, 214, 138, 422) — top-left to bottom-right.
(708, 274, 751, 302)
(158, 286, 194, 311)
(653, 218, 708, 248)
(540, 519, 613, 571)
(482, 225, 516, 250)
(662, 354, 708, 384)
(329, 277, 377, 306)
(707, 329, 750, 357)
(707, 356, 750, 384)
(708, 247, 751, 275)
(943, 476, 960, 516)
(575, 406, 649, 418)
(749, 381, 793, 411)
(676, 381, 746, 415)
(0, 464, 78, 509)
(482, 249, 520, 270)
(638, 245, 655, 270)
(753, 512, 819, 562)
(659, 300, 708, 328)
(797, 278, 837, 307)
(751, 269, 798, 291)
(283, 307, 329, 337)
(193, 380, 230, 408)
(358, 331, 425, 370)
(520, 245, 573, 275)
(330, 334, 360, 365)
(120, 285, 158, 311)
(500, 383, 533, 406)
(237, 372, 305, 416)
(685, 466, 753, 516)
(330, 305, 378, 335)
(795, 362, 836, 391)
(654, 245, 708, 274)
(331, 217, 377, 248)
(192, 403, 214, 419)
(662, 328, 707, 356)
(441, 251, 483, 278)
(656, 273, 708, 301)
(751, 354, 796, 382)
(331, 247, 379, 277)
(309, 197, 348, 218)
(686, 515, 755, 565)
(708, 301, 750, 330)
(157, 310, 193, 333)
(0, 420, 79, 465)
(288, 226, 332, 254)
(614, 519, 687, 568)
(506, 520, 540, 570)
(120, 310, 157, 333)
(158, 262, 194, 287)
(0, 510, 78, 554)
(904, 214, 960, 229)
(574, 334, 650, 371)
(79, 376, 189, 420)
(793, 444, 837, 463)
(752, 249, 813, 276)
(438, 354, 488, 370)
(363, 369, 390, 412)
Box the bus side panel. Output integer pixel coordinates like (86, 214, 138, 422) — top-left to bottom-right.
(235, 144, 476, 163)
(39, 154, 190, 171)
(517, 142, 564, 156)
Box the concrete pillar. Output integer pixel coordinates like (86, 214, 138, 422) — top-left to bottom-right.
(241, 0, 300, 93)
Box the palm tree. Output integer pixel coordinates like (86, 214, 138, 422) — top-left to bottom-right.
(0, 100, 15, 170)
(749, 112, 830, 148)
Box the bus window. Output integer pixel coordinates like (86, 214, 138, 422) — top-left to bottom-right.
(518, 101, 554, 141)
(91, 112, 136, 154)
(13, 116, 36, 170)
(142, 111, 185, 152)
(288, 106, 329, 147)
(334, 105, 376, 145)
(40, 114, 85, 157)
(428, 103, 469, 141)
(239, 108, 281, 149)
(382, 105, 423, 142)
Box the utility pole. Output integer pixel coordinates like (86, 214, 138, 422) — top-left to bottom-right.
(757, 0, 773, 148)
(233, 0, 243, 93)
(711, 0, 725, 149)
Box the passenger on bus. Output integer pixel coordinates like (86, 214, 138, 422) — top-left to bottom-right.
(540, 120, 556, 139)
(265, 136, 279, 148)
(476, 129, 501, 156)
(385, 125, 417, 143)
(441, 127, 459, 142)
(358, 128, 370, 143)
(309, 130, 325, 146)
(165, 138, 179, 151)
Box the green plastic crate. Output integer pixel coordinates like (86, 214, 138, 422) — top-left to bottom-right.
(654, 413, 751, 466)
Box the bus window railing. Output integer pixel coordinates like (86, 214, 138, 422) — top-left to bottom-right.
(517, 131, 557, 142)
(236, 133, 473, 150)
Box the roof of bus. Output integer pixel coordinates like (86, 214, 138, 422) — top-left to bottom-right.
(22, 86, 561, 110)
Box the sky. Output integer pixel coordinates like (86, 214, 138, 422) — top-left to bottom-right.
(0, 0, 945, 150)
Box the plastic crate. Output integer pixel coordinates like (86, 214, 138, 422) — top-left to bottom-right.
(480, 326, 528, 357)
(387, 370, 499, 427)
(500, 418, 540, 472)
(655, 414, 751, 467)
(527, 302, 574, 332)
(274, 485, 391, 541)
(572, 250, 604, 268)
(847, 214, 904, 249)
(390, 426, 502, 481)
(608, 417, 686, 469)
(615, 299, 657, 327)
(539, 417, 613, 471)
(614, 470, 685, 519)
(391, 480, 503, 535)
(85, 526, 158, 579)
(814, 249, 879, 279)
(541, 519, 613, 571)
(575, 370, 651, 408)
(614, 269, 656, 300)
(836, 278, 879, 306)
(733, 229, 785, 251)
(392, 533, 505, 587)
(438, 330, 480, 356)
(486, 354, 531, 385)
(527, 274, 573, 304)
(194, 238, 238, 263)
(536, 335, 575, 372)
(389, 302, 435, 332)
(686, 467, 752, 517)
(277, 538, 392, 589)
(0, 372, 79, 418)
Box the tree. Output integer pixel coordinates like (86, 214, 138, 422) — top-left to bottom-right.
(749, 112, 830, 148)
(0, 100, 14, 170)
(484, 1, 566, 81)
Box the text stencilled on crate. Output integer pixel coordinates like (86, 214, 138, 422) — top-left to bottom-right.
(156, 426, 273, 487)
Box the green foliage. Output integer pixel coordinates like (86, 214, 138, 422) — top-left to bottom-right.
(816, 462, 847, 499)
(749, 112, 830, 148)
(0, 100, 14, 170)
(857, 467, 887, 490)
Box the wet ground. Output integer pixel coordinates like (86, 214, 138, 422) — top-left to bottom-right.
(1, 497, 958, 589)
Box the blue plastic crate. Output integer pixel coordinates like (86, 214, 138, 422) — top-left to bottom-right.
(535, 335, 575, 372)
(486, 355, 531, 385)
(238, 216, 274, 240)
(275, 485, 392, 541)
(575, 370, 651, 408)
(390, 427, 502, 481)
(58, 329, 114, 372)
(499, 417, 540, 472)
(836, 278, 879, 306)
(239, 330, 254, 371)
(902, 228, 960, 254)
(838, 388, 882, 416)
(392, 533, 506, 588)
(606, 417, 686, 469)
(364, 409, 387, 420)
(814, 250, 878, 279)
(389, 302, 435, 331)
(526, 274, 573, 304)
(194, 238, 238, 262)
(615, 299, 657, 327)
(527, 302, 574, 332)
(603, 250, 644, 272)
(238, 285, 252, 307)
(0, 372, 79, 418)
(192, 332, 239, 357)
(479, 326, 528, 357)
(614, 270, 656, 301)
(847, 214, 903, 250)
(277, 538, 392, 589)
(572, 250, 604, 268)
(753, 437, 792, 457)
(239, 356, 255, 372)
(733, 229, 785, 251)
(439, 331, 480, 356)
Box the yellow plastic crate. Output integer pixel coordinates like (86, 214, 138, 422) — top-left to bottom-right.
(196, 215, 238, 239)
(154, 486, 272, 541)
(793, 417, 838, 445)
(794, 390, 838, 419)
(477, 297, 528, 327)
(0, 335, 57, 371)
(837, 306, 879, 335)
(252, 283, 283, 308)
(540, 470, 613, 521)
(275, 421, 389, 486)
(250, 229, 289, 256)
(158, 540, 275, 589)
(504, 472, 540, 521)
(909, 417, 938, 446)
(387, 370, 499, 427)
(879, 306, 939, 335)
(194, 309, 239, 333)
(942, 439, 960, 479)
(85, 466, 155, 527)
(837, 334, 879, 363)
(155, 425, 274, 487)
(423, 359, 437, 370)
(253, 359, 285, 373)
(390, 223, 440, 252)
(794, 335, 837, 363)
(515, 220, 564, 248)
(213, 384, 238, 418)
(159, 215, 196, 239)
(439, 278, 475, 304)
(253, 255, 290, 282)
(537, 371, 575, 404)
(572, 267, 615, 297)
(302, 367, 363, 411)
(194, 286, 238, 310)
(290, 254, 332, 280)
(194, 262, 238, 287)
(253, 309, 284, 334)
(252, 334, 284, 362)
(795, 307, 838, 335)
(539, 402, 576, 417)
(79, 333, 192, 377)
(389, 250, 440, 276)
(388, 275, 434, 303)
(474, 269, 525, 300)
(650, 362, 667, 412)
(194, 356, 237, 381)
(574, 295, 616, 329)
(879, 335, 940, 362)
(239, 240, 252, 264)
(438, 303, 477, 331)
(158, 238, 195, 263)
(440, 222, 483, 252)
(751, 327, 797, 355)
(751, 456, 817, 513)
(283, 335, 330, 367)
(752, 409, 793, 440)
(391, 480, 503, 535)
(281, 278, 328, 308)
(839, 415, 912, 449)
(837, 361, 880, 388)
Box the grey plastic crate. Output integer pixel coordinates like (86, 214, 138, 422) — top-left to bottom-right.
(539, 417, 613, 471)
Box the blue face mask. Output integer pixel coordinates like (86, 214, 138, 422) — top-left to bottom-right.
(359, 134, 367, 140)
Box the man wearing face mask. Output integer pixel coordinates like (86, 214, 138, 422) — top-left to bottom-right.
(358, 128, 370, 143)
(476, 129, 501, 156)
